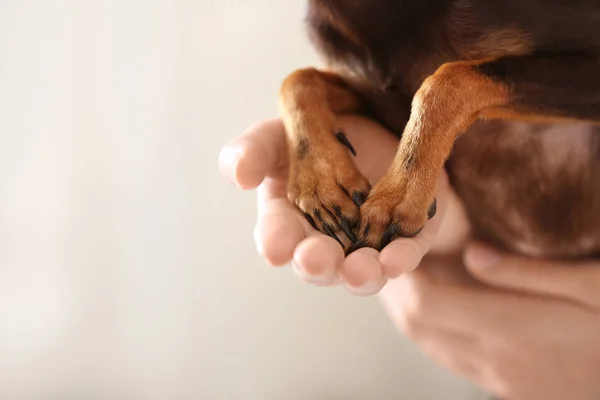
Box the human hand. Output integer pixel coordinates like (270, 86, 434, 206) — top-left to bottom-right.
(219, 115, 468, 295)
(379, 242, 600, 399)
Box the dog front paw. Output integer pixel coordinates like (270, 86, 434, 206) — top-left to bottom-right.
(351, 177, 437, 252)
(288, 133, 371, 248)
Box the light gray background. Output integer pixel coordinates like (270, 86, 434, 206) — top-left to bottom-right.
(0, 1, 484, 399)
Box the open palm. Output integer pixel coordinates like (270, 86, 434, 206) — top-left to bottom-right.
(219, 115, 462, 295)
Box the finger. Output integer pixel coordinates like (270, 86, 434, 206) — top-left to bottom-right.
(292, 235, 345, 286)
(341, 248, 387, 296)
(464, 242, 600, 309)
(254, 201, 307, 267)
(256, 199, 345, 284)
(256, 173, 346, 282)
(254, 174, 312, 267)
(378, 171, 450, 278)
(219, 119, 288, 190)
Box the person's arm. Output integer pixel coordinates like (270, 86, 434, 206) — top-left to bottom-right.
(379, 243, 600, 399)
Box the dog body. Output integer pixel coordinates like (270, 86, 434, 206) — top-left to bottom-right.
(279, 0, 600, 257)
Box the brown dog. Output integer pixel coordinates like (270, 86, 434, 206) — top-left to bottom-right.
(278, 0, 600, 257)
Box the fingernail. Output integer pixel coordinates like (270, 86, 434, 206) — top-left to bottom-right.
(291, 259, 334, 285)
(355, 278, 387, 296)
(466, 244, 502, 269)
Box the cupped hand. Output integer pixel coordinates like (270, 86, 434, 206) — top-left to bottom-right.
(219, 115, 469, 295)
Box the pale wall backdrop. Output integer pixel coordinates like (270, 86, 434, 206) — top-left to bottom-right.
(0, 1, 484, 399)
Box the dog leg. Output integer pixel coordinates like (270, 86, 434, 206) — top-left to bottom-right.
(357, 54, 600, 250)
(278, 68, 370, 247)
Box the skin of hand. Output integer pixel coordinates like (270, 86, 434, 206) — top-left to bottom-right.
(219, 115, 469, 295)
(220, 115, 600, 397)
(379, 244, 600, 399)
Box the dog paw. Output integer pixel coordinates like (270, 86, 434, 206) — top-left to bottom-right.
(288, 132, 370, 247)
(351, 177, 437, 252)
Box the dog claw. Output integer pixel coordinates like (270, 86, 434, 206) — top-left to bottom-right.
(304, 212, 318, 230)
(380, 224, 400, 249)
(428, 199, 437, 219)
(340, 218, 357, 243)
(352, 191, 368, 207)
(323, 223, 343, 246)
(335, 131, 356, 156)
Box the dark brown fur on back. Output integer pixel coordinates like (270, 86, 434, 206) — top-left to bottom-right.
(305, 0, 600, 258)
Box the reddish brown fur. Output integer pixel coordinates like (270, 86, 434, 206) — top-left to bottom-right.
(357, 60, 511, 246)
(279, 69, 370, 237)
(279, 0, 600, 256)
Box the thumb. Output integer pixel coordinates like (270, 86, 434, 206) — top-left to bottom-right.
(464, 242, 600, 309)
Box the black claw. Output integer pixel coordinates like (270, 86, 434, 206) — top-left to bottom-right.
(326, 206, 357, 243)
(352, 191, 368, 207)
(314, 209, 324, 223)
(428, 199, 437, 219)
(328, 208, 355, 243)
(340, 218, 357, 243)
(323, 223, 344, 247)
(303, 212, 318, 230)
(314, 208, 344, 247)
(335, 131, 356, 156)
(361, 223, 371, 238)
(380, 224, 400, 249)
(332, 205, 343, 217)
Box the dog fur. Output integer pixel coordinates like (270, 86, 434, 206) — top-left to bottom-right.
(278, 0, 600, 257)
